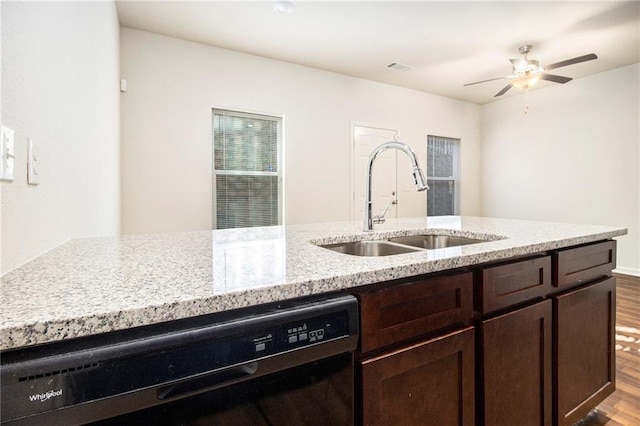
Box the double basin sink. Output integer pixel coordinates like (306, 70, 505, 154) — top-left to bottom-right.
(320, 234, 490, 257)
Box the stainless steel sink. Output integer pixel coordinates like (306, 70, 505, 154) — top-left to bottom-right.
(321, 240, 421, 256)
(318, 233, 493, 257)
(388, 234, 487, 250)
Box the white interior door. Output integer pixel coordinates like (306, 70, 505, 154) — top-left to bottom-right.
(352, 125, 398, 221)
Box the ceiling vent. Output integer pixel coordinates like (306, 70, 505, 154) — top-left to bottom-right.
(386, 62, 413, 72)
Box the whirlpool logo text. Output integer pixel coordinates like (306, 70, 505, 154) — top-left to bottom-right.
(29, 389, 63, 403)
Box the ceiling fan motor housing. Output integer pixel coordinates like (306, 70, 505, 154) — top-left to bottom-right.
(518, 44, 534, 55)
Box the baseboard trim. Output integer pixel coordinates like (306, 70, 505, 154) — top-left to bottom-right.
(613, 267, 640, 278)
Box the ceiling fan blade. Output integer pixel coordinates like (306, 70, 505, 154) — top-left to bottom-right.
(464, 76, 507, 87)
(540, 73, 573, 84)
(494, 84, 513, 97)
(544, 54, 597, 71)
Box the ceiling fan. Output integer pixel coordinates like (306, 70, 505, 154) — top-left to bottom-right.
(464, 45, 598, 97)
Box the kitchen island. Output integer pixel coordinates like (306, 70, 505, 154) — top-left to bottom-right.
(0, 216, 625, 351)
(0, 216, 627, 425)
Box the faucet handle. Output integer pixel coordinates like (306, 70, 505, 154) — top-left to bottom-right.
(373, 200, 397, 224)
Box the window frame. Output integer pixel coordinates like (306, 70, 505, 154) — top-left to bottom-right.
(212, 108, 284, 229)
(426, 135, 460, 216)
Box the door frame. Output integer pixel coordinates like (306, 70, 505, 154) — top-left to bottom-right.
(350, 122, 399, 221)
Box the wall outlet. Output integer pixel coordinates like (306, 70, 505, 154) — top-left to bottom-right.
(27, 137, 40, 185)
(1, 125, 16, 182)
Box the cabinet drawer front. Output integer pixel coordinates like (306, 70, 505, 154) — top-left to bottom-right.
(359, 272, 473, 353)
(553, 240, 616, 290)
(553, 277, 616, 426)
(360, 327, 475, 426)
(478, 256, 551, 313)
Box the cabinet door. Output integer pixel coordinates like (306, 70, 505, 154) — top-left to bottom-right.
(360, 327, 474, 426)
(480, 299, 552, 426)
(553, 277, 616, 426)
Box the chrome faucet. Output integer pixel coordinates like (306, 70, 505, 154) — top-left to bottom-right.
(363, 141, 429, 231)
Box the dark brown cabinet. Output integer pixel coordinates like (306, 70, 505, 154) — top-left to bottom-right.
(358, 272, 473, 353)
(553, 241, 616, 290)
(360, 327, 475, 426)
(480, 299, 552, 426)
(553, 277, 616, 426)
(476, 256, 552, 314)
(552, 240, 617, 426)
(355, 272, 475, 426)
(352, 240, 616, 426)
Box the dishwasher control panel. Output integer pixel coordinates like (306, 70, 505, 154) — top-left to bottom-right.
(251, 311, 345, 356)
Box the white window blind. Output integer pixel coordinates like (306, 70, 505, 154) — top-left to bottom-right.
(213, 109, 282, 229)
(426, 135, 460, 216)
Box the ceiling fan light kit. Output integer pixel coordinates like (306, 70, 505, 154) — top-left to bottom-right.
(464, 45, 598, 98)
(511, 74, 541, 90)
(512, 59, 539, 73)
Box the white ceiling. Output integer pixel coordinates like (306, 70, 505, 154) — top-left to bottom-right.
(116, 1, 640, 105)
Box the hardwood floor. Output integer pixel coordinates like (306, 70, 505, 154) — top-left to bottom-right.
(578, 274, 640, 426)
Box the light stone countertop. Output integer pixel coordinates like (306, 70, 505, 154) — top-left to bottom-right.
(0, 216, 627, 351)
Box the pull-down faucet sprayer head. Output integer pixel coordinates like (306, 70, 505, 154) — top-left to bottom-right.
(413, 167, 429, 192)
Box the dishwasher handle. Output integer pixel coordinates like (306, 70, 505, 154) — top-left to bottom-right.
(157, 362, 258, 400)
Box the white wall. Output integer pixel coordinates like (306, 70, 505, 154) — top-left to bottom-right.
(120, 28, 482, 234)
(481, 64, 640, 275)
(1, 10, 634, 275)
(1, 2, 121, 274)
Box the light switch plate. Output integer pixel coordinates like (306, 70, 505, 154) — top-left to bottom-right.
(1, 125, 16, 182)
(27, 137, 40, 185)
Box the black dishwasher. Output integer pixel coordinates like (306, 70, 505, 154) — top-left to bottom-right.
(1, 294, 359, 426)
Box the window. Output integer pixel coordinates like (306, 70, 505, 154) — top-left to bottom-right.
(213, 109, 283, 229)
(426, 135, 460, 216)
